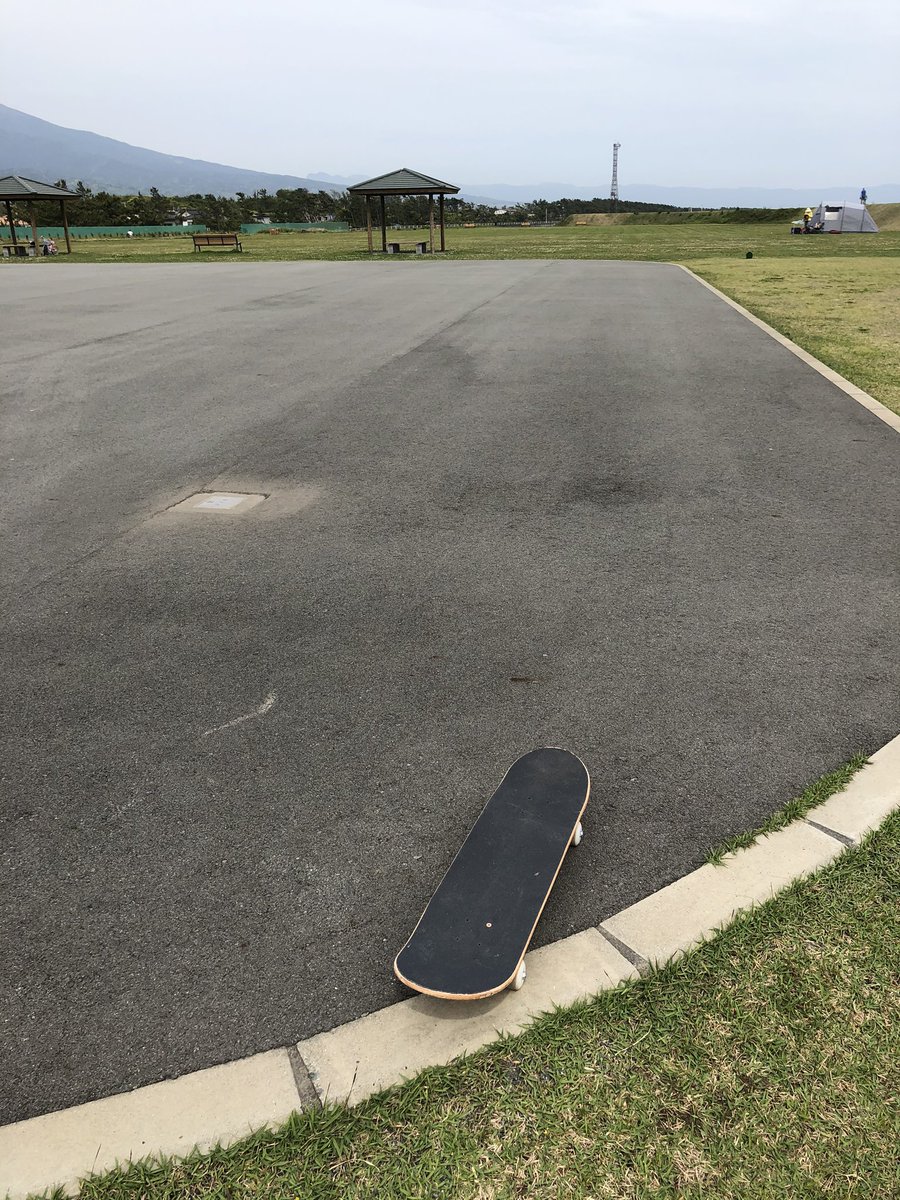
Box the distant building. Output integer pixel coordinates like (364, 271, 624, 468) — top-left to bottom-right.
(163, 208, 204, 226)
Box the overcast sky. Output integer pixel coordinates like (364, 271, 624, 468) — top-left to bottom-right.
(8, 0, 899, 187)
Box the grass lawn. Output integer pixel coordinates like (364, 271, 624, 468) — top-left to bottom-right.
(37, 221, 900, 263)
(76, 807, 900, 1200)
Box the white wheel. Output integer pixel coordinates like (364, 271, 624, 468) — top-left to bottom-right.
(571, 821, 583, 847)
(511, 960, 527, 991)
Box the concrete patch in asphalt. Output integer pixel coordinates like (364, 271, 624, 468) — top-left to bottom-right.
(167, 491, 267, 514)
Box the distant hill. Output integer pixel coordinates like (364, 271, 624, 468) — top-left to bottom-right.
(460, 182, 900, 207)
(568, 209, 799, 228)
(307, 172, 361, 187)
(310, 175, 900, 209)
(306, 170, 497, 207)
(0, 104, 334, 196)
(4, 104, 897, 206)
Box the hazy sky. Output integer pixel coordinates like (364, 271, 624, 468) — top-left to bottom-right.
(9, 0, 899, 186)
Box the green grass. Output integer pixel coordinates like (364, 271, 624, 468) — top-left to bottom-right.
(706, 754, 868, 864)
(33, 221, 900, 263)
(69, 808, 900, 1200)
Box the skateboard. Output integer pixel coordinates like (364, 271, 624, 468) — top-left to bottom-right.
(394, 747, 590, 1000)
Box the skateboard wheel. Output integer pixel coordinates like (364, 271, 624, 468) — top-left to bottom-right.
(571, 821, 583, 847)
(511, 961, 527, 991)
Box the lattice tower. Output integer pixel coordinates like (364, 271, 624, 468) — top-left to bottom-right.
(610, 142, 621, 209)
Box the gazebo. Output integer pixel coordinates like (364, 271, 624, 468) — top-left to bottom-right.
(0, 176, 79, 255)
(348, 168, 460, 254)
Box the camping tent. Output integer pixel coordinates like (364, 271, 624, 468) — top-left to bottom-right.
(811, 201, 879, 233)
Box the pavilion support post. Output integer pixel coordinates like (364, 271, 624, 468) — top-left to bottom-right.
(428, 193, 435, 253)
(365, 195, 373, 252)
(380, 194, 387, 252)
(439, 193, 445, 251)
(28, 202, 39, 255)
(60, 199, 72, 253)
(4, 200, 17, 248)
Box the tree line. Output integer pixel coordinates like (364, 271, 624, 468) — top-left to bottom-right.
(13, 181, 689, 231)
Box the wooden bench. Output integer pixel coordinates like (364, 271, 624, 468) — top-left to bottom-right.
(387, 241, 429, 255)
(192, 232, 242, 252)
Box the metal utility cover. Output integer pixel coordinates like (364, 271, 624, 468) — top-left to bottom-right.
(168, 492, 266, 514)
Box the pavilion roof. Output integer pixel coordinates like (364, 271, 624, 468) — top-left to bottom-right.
(348, 168, 459, 196)
(0, 175, 80, 200)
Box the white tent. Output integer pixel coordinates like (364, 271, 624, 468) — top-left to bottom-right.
(811, 201, 879, 233)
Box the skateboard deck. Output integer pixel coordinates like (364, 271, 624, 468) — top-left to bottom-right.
(394, 747, 590, 1000)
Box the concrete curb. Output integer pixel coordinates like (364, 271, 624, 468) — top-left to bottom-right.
(300, 929, 638, 1107)
(675, 264, 900, 435)
(0, 1051, 300, 1199)
(3, 734, 898, 1199)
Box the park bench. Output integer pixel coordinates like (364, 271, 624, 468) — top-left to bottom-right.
(192, 232, 242, 252)
(387, 240, 429, 255)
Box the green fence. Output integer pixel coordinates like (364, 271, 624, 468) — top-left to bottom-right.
(240, 221, 349, 233)
(1, 225, 207, 239)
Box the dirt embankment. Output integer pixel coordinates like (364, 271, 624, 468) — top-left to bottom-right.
(569, 201, 900, 229)
(868, 203, 900, 230)
(568, 213, 634, 226)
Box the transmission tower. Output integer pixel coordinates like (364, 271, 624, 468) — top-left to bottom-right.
(610, 142, 621, 211)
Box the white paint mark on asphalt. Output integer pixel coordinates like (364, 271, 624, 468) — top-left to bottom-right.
(202, 691, 277, 738)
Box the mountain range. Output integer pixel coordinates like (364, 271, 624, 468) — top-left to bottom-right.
(2, 105, 897, 207)
(308, 172, 898, 207)
(459, 182, 900, 207)
(0, 104, 329, 196)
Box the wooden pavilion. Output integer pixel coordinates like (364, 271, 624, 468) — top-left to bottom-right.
(0, 176, 79, 255)
(348, 168, 460, 254)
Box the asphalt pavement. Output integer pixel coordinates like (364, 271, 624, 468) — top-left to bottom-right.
(2, 260, 898, 1124)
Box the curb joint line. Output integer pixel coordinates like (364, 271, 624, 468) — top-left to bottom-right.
(803, 818, 856, 847)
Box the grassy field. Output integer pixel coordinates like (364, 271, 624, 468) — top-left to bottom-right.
(33, 220, 900, 263)
(77, 806, 900, 1200)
